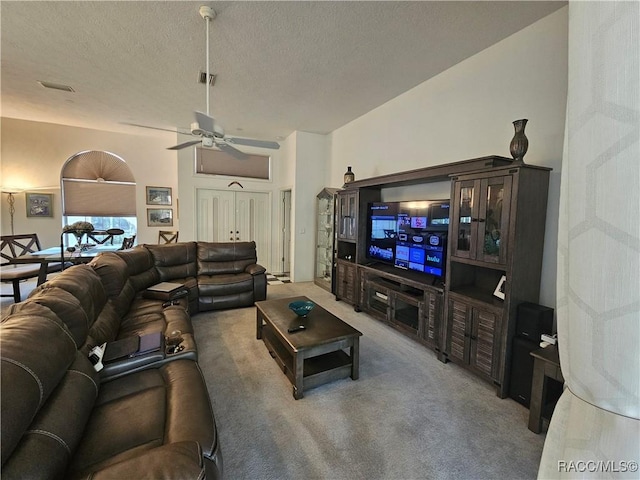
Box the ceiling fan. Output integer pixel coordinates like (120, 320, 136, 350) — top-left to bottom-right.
(124, 6, 279, 158)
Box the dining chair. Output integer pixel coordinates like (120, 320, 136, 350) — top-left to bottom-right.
(158, 231, 179, 244)
(1, 234, 63, 303)
(120, 235, 136, 250)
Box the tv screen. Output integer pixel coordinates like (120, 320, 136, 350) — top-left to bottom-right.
(366, 200, 449, 279)
(367, 203, 398, 263)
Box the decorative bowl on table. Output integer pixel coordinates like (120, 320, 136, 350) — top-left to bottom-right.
(288, 300, 315, 317)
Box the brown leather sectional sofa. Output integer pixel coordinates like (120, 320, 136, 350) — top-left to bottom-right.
(1, 241, 267, 479)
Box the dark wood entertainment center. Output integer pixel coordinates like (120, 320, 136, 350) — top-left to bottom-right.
(333, 156, 551, 397)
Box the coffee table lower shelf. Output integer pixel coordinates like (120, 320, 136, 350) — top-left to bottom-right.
(262, 327, 354, 399)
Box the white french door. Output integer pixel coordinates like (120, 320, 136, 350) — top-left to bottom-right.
(196, 189, 271, 269)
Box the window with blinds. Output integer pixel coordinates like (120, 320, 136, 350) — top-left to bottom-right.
(61, 150, 137, 216)
(195, 147, 270, 180)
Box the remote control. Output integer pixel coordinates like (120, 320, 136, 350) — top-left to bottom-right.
(287, 325, 306, 333)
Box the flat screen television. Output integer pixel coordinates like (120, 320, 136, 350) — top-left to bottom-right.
(366, 200, 449, 278)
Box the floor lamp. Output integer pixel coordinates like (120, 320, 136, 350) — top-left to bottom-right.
(2, 189, 21, 235)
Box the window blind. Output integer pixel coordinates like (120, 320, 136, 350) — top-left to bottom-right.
(61, 150, 136, 216)
(196, 147, 270, 180)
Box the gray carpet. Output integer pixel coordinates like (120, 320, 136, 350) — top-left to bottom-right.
(193, 282, 545, 480)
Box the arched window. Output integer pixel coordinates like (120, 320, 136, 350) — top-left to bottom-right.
(61, 150, 137, 241)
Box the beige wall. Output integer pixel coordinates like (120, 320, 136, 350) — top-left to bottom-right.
(328, 7, 568, 308)
(0, 119, 179, 248)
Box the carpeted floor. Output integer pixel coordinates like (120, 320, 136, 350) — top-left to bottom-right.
(193, 282, 545, 480)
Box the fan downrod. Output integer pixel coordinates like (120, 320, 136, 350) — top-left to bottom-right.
(199, 6, 216, 21)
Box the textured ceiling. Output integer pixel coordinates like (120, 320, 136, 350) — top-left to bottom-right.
(1, 1, 565, 143)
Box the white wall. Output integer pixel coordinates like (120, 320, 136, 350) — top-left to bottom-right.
(328, 7, 568, 309)
(291, 131, 330, 282)
(0, 119, 179, 248)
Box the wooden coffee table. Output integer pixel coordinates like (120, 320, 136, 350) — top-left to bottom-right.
(256, 296, 362, 399)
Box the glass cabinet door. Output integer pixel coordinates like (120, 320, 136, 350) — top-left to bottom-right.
(451, 180, 477, 259)
(477, 176, 512, 265)
(337, 191, 357, 241)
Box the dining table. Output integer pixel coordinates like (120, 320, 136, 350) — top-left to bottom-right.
(13, 244, 121, 286)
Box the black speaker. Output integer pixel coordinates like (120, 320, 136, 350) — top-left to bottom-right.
(509, 336, 539, 407)
(516, 302, 553, 341)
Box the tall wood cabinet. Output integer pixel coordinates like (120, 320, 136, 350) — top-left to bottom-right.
(443, 164, 550, 397)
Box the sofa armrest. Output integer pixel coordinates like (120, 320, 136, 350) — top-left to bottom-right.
(81, 441, 208, 480)
(245, 264, 266, 276)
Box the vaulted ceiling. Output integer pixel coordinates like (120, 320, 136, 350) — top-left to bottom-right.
(1, 1, 565, 143)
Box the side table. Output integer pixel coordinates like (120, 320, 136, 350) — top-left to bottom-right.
(528, 344, 564, 433)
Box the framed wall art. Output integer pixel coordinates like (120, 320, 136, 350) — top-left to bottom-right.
(147, 208, 173, 227)
(26, 192, 53, 217)
(146, 186, 172, 206)
(493, 275, 507, 300)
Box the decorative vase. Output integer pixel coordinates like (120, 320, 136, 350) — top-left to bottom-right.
(509, 119, 529, 164)
(343, 166, 355, 185)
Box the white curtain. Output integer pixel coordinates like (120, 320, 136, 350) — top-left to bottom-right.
(538, 1, 639, 479)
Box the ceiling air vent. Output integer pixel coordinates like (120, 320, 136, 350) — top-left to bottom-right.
(38, 81, 75, 92)
(198, 71, 216, 86)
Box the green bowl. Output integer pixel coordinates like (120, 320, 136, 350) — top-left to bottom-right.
(288, 300, 315, 317)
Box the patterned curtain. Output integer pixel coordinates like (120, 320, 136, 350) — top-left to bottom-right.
(538, 2, 639, 478)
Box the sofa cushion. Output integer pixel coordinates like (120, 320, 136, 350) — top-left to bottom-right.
(67, 360, 218, 478)
(119, 306, 193, 339)
(89, 253, 136, 318)
(31, 265, 108, 328)
(4, 290, 89, 349)
(114, 246, 159, 292)
(146, 242, 198, 280)
(198, 272, 254, 296)
(2, 353, 99, 480)
(1, 314, 78, 465)
(197, 241, 258, 275)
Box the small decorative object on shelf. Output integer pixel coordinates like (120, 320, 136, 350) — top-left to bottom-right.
(288, 300, 315, 317)
(343, 166, 355, 186)
(509, 119, 529, 164)
(63, 221, 94, 248)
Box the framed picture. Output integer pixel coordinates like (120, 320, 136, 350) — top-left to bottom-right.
(147, 208, 173, 227)
(26, 192, 53, 217)
(493, 275, 507, 300)
(146, 186, 172, 206)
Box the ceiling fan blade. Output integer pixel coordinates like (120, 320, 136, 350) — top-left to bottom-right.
(226, 137, 280, 150)
(167, 139, 202, 150)
(121, 122, 191, 135)
(194, 111, 215, 135)
(216, 142, 249, 159)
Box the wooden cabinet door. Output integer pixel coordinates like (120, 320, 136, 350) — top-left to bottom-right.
(469, 307, 500, 378)
(422, 290, 441, 349)
(446, 297, 471, 364)
(336, 260, 356, 303)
